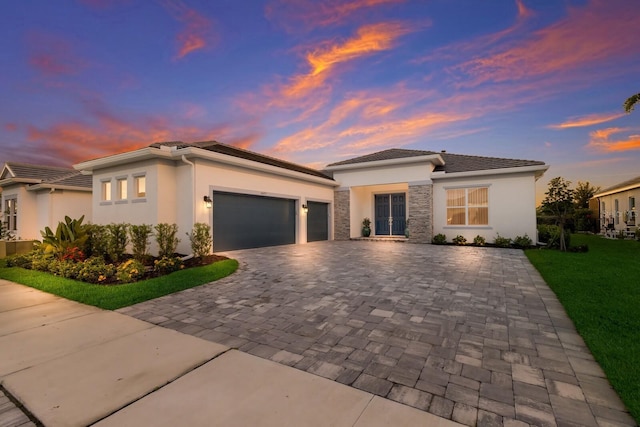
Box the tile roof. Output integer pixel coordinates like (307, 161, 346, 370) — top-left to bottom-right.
(597, 175, 640, 195)
(327, 148, 546, 173)
(149, 141, 333, 180)
(2, 162, 92, 189)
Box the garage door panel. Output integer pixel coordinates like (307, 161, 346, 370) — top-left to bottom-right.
(307, 201, 328, 242)
(213, 192, 295, 251)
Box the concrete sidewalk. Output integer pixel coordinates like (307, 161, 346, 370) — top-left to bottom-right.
(0, 280, 462, 427)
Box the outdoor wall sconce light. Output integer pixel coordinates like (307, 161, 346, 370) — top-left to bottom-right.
(302, 204, 308, 213)
(204, 195, 212, 208)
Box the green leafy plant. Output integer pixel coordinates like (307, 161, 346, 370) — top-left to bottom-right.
(155, 223, 180, 257)
(105, 223, 129, 262)
(452, 235, 467, 245)
(513, 234, 533, 249)
(31, 252, 55, 272)
(154, 256, 183, 275)
(86, 224, 109, 259)
(51, 260, 83, 279)
(362, 218, 371, 237)
(432, 233, 447, 245)
(473, 235, 486, 246)
(129, 224, 153, 261)
(6, 251, 36, 268)
(116, 259, 145, 283)
(40, 215, 89, 259)
(187, 222, 212, 261)
(494, 234, 512, 248)
(77, 257, 116, 284)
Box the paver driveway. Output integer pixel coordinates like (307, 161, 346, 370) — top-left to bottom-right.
(119, 241, 635, 427)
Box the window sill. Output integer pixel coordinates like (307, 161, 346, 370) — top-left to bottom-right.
(444, 225, 492, 229)
(115, 200, 128, 205)
(100, 201, 112, 206)
(132, 198, 147, 204)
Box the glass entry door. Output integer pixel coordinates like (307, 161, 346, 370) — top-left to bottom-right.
(374, 193, 406, 236)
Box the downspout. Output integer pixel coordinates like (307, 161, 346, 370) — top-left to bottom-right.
(181, 156, 196, 259)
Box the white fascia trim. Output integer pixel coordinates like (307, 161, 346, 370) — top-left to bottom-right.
(0, 178, 41, 186)
(432, 164, 549, 180)
(593, 184, 640, 198)
(185, 148, 338, 187)
(73, 147, 173, 171)
(26, 184, 92, 192)
(73, 146, 337, 187)
(324, 154, 444, 171)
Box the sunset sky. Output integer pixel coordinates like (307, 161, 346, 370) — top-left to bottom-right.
(1, 0, 639, 202)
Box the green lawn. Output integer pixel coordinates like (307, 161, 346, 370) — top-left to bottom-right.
(526, 234, 640, 423)
(0, 258, 238, 310)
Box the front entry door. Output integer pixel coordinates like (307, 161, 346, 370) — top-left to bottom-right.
(374, 193, 406, 236)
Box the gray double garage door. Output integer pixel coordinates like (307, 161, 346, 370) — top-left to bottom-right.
(212, 191, 329, 251)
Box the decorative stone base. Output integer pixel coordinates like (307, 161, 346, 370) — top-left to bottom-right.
(334, 190, 350, 240)
(407, 184, 433, 243)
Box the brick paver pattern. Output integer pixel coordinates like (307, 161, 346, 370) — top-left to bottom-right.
(119, 241, 636, 427)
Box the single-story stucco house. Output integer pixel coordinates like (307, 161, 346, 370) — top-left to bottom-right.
(70, 141, 548, 254)
(0, 162, 92, 240)
(591, 176, 639, 234)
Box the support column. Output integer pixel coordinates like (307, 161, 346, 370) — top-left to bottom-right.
(334, 189, 350, 240)
(408, 183, 433, 243)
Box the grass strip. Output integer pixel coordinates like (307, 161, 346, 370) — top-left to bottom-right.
(0, 259, 238, 310)
(526, 234, 640, 423)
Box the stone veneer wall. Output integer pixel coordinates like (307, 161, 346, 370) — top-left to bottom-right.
(334, 189, 351, 240)
(408, 184, 433, 243)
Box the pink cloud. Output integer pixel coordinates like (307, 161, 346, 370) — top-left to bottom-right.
(161, 0, 215, 59)
(587, 127, 640, 153)
(453, 0, 640, 86)
(265, 0, 404, 33)
(549, 112, 625, 129)
(27, 32, 87, 77)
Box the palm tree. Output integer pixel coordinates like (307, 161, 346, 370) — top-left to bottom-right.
(624, 93, 640, 113)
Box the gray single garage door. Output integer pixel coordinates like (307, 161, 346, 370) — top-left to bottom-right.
(212, 192, 296, 251)
(307, 201, 329, 242)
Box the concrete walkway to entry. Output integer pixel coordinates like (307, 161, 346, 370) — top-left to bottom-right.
(0, 279, 461, 427)
(122, 241, 637, 427)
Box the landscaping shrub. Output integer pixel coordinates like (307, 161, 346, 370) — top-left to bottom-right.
(40, 215, 89, 259)
(86, 224, 109, 259)
(51, 259, 83, 279)
(6, 252, 35, 268)
(129, 224, 153, 261)
(154, 256, 183, 275)
(155, 223, 180, 257)
(473, 235, 486, 246)
(61, 246, 86, 263)
(31, 252, 54, 272)
(452, 235, 467, 245)
(494, 234, 512, 248)
(187, 222, 212, 260)
(116, 259, 145, 283)
(106, 223, 129, 262)
(432, 233, 447, 245)
(537, 224, 570, 249)
(512, 234, 533, 249)
(77, 257, 116, 284)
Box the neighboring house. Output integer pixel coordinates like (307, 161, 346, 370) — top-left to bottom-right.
(591, 176, 639, 233)
(325, 149, 548, 244)
(73, 142, 548, 254)
(0, 162, 92, 240)
(74, 141, 337, 255)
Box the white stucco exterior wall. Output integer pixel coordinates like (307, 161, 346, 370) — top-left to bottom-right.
(2, 186, 38, 240)
(88, 155, 336, 255)
(433, 172, 539, 244)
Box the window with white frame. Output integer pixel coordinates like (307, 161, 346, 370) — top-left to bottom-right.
(117, 177, 127, 200)
(101, 180, 112, 202)
(4, 198, 17, 231)
(446, 187, 488, 226)
(134, 175, 146, 198)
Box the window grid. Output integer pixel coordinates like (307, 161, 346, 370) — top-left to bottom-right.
(446, 187, 488, 226)
(134, 176, 146, 198)
(101, 181, 112, 202)
(117, 178, 127, 200)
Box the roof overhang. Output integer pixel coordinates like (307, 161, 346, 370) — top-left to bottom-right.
(593, 183, 640, 198)
(26, 184, 92, 192)
(432, 164, 549, 181)
(0, 177, 41, 187)
(325, 154, 444, 172)
(74, 146, 337, 187)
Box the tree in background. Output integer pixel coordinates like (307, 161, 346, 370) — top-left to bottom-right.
(541, 177, 575, 251)
(574, 181, 601, 208)
(624, 93, 640, 113)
